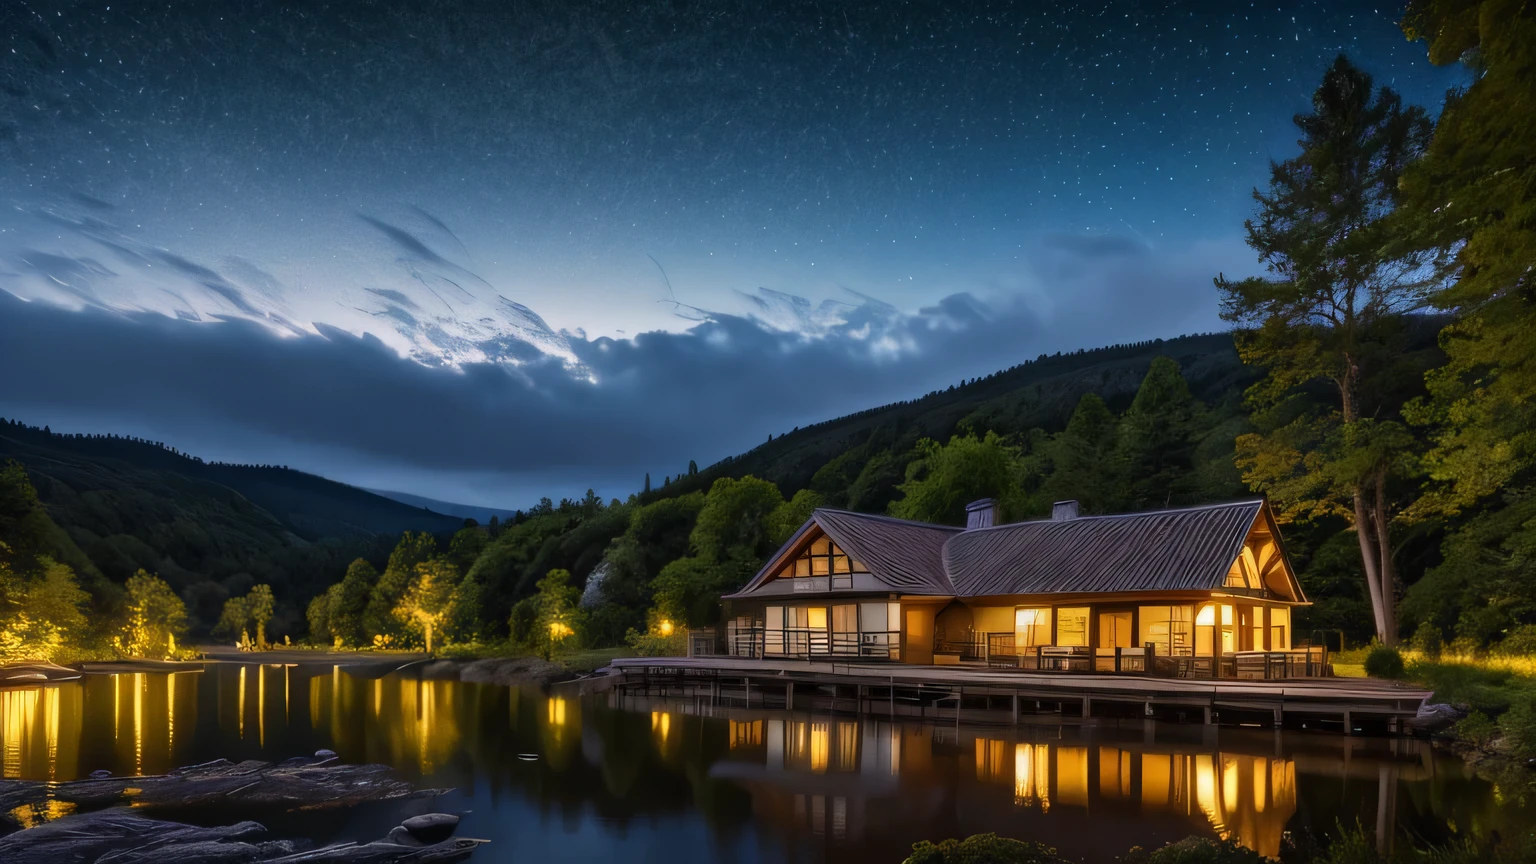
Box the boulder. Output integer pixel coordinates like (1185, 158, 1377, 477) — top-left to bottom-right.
(401, 814, 460, 845)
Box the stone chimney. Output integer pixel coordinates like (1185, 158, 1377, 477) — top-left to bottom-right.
(965, 498, 997, 530)
(1052, 500, 1080, 521)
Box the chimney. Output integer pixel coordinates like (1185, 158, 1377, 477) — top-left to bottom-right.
(964, 498, 997, 530)
(1052, 500, 1080, 521)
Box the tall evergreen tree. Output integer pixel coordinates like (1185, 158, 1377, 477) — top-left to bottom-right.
(1216, 56, 1435, 644)
(1115, 358, 1200, 510)
(1042, 393, 1122, 513)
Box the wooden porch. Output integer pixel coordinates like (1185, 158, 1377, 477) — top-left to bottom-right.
(608, 655, 1430, 735)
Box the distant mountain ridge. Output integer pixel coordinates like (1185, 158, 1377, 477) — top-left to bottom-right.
(366, 489, 520, 524)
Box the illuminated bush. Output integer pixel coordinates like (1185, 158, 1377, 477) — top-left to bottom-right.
(113, 570, 188, 660)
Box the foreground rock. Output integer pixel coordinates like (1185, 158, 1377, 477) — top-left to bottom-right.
(0, 754, 444, 830)
(0, 809, 484, 864)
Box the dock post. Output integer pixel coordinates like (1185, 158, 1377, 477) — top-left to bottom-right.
(786, 681, 794, 711)
(1344, 710, 1353, 736)
(1081, 696, 1092, 719)
(889, 677, 895, 717)
(744, 677, 749, 708)
(1203, 704, 1214, 725)
(1273, 705, 1283, 729)
(1012, 694, 1020, 725)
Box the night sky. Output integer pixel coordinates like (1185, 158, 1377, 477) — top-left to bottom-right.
(0, 1, 1467, 507)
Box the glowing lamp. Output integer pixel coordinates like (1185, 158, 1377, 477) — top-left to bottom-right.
(658, 619, 674, 636)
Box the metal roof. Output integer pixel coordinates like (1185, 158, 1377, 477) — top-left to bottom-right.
(943, 499, 1267, 596)
(727, 498, 1288, 601)
(814, 508, 961, 595)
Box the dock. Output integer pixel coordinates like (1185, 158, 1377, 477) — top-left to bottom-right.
(608, 656, 1431, 735)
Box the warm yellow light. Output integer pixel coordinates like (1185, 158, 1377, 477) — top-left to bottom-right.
(548, 697, 567, 727)
(658, 619, 674, 636)
(548, 621, 573, 640)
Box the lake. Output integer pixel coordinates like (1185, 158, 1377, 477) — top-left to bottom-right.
(0, 663, 1525, 862)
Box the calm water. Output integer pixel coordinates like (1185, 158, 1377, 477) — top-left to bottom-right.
(0, 664, 1526, 862)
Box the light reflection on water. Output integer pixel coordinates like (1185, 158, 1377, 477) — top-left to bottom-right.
(0, 664, 1521, 863)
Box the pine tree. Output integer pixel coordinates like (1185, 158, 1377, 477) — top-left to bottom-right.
(1115, 358, 1199, 510)
(1216, 56, 1434, 645)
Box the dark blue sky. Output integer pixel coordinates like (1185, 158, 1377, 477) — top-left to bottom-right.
(0, 1, 1466, 507)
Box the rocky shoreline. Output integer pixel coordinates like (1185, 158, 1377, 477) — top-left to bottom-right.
(0, 753, 485, 864)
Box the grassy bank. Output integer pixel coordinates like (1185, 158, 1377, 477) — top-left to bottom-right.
(1337, 645, 1536, 780)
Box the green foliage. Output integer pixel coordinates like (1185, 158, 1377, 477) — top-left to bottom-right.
(1410, 621, 1444, 659)
(363, 532, 436, 641)
(689, 476, 785, 562)
(1041, 393, 1121, 513)
(1499, 695, 1536, 759)
(1453, 711, 1500, 751)
(329, 559, 377, 646)
(0, 556, 91, 663)
(1363, 644, 1405, 679)
(1217, 56, 1437, 646)
(1126, 835, 1267, 864)
(530, 568, 584, 660)
(1399, 1, 1536, 518)
(306, 582, 344, 646)
(904, 833, 1067, 864)
(1116, 357, 1201, 510)
(769, 489, 823, 546)
(115, 570, 188, 659)
(1401, 494, 1536, 648)
(890, 431, 1036, 525)
(392, 558, 465, 654)
(446, 526, 488, 573)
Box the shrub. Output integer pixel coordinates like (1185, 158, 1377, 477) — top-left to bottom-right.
(1118, 836, 1267, 864)
(1363, 644, 1405, 679)
(904, 833, 1068, 864)
(1452, 711, 1500, 750)
(1498, 693, 1536, 758)
(1409, 621, 1443, 659)
(1493, 624, 1536, 658)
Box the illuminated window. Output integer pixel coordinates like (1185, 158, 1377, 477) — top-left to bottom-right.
(776, 533, 866, 578)
(1055, 607, 1090, 647)
(1139, 605, 1192, 656)
(1269, 607, 1290, 649)
(1015, 607, 1050, 648)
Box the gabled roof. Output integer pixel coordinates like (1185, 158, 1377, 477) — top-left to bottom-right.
(728, 509, 960, 598)
(814, 509, 960, 594)
(725, 498, 1300, 602)
(943, 499, 1271, 596)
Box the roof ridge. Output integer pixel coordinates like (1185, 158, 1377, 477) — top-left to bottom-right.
(952, 498, 1265, 535)
(813, 507, 964, 532)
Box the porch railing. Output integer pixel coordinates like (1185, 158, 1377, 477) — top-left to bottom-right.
(725, 625, 900, 660)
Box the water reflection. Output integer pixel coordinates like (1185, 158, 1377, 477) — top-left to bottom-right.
(0, 666, 1520, 863)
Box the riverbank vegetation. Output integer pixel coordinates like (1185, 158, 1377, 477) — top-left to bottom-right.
(905, 822, 1536, 864)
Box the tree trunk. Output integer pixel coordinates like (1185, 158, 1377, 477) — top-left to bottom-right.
(1373, 471, 1398, 645)
(1353, 489, 1390, 642)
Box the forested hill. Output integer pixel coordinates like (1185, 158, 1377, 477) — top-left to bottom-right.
(655, 332, 1252, 507)
(0, 420, 464, 633)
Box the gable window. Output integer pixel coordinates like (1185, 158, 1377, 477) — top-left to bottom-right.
(776, 535, 866, 579)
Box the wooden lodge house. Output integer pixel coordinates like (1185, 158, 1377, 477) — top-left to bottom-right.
(720, 498, 1323, 678)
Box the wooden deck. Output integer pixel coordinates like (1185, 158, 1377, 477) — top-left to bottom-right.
(608, 655, 1431, 735)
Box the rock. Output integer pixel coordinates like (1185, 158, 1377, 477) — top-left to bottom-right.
(0, 756, 448, 831)
(0, 809, 486, 864)
(401, 813, 460, 845)
(579, 561, 611, 609)
(458, 657, 570, 687)
(1406, 702, 1467, 733)
(386, 826, 425, 847)
(314, 749, 337, 759)
(89, 769, 113, 779)
(418, 661, 462, 681)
